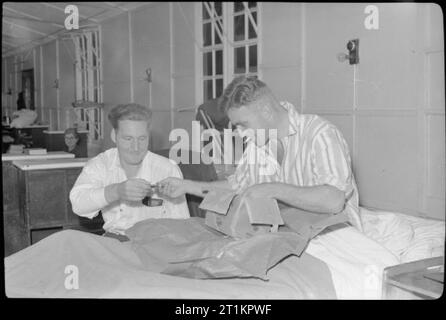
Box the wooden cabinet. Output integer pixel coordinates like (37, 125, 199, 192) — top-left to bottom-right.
(3, 153, 77, 256)
(22, 169, 71, 229)
(4, 160, 104, 255)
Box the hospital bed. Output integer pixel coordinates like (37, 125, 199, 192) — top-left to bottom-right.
(4, 152, 444, 299)
(5, 206, 443, 299)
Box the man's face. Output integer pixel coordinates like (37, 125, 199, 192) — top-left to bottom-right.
(227, 103, 272, 146)
(114, 119, 150, 166)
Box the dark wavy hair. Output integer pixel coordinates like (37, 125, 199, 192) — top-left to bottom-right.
(219, 76, 272, 114)
(108, 103, 152, 130)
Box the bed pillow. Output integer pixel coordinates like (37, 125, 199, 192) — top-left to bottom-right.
(361, 207, 415, 259)
(398, 214, 445, 263)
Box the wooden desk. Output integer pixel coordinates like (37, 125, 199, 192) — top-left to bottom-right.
(382, 256, 444, 299)
(2, 151, 75, 162)
(4, 158, 104, 256)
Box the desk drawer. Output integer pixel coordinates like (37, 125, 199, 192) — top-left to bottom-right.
(26, 170, 67, 226)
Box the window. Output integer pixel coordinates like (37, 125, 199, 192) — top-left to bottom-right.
(72, 29, 103, 141)
(201, 2, 224, 102)
(199, 2, 259, 103)
(232, 2, 258, 76)
(73, 30, 101, 103)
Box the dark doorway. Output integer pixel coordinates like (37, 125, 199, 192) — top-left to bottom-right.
(21, 69, 35, 110)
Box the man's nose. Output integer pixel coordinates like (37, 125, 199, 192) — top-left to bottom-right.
(131, 140, 139, 151)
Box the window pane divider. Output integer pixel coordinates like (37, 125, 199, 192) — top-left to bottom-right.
(203, 1, 235, 48)
(242, 2, 259, 35)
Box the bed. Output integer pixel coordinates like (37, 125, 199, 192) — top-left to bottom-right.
(5, 206, 444, 299)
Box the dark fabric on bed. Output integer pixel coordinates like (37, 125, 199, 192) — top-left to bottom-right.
(126, 217, 333, 281)
(5, 227, 337, 298)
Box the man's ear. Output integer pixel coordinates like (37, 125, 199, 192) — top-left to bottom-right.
(110, 129, 117, 144)
(260, 103, 272, 120)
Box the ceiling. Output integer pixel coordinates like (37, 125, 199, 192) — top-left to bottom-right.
(2, 2, 148, 58)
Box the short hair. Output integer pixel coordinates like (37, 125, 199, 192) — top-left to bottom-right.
(64, 127, 80, 140)
(108, 103, 152, 130)
(219, 76, 272, 114)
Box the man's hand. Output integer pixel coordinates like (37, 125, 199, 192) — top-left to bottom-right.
(105, 178, 152, 203)
(157, 177, 188, 198)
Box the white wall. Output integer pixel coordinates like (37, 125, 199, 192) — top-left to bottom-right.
(99, 2, 197, 151)
(260, 3, 303, 110)
(300, 3, 444, 220)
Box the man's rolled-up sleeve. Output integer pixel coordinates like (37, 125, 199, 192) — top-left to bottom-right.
(311, 127, 354, 198)
(69, 160, 109, 219)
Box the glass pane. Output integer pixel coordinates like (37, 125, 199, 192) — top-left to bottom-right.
(203, 51, 213, 76)
(203, 22, 212, 47)
(202, 3, 210, 20)
(234, 14, 245, 42)
(248, 11, 257, 39)
(216, 50, 223, 75)
(234, 2, 244, 12)
(248, 2, 257, 9)
(214, 19, 222, 45)
(204, 80, 213, 101)
(216, 78, 223, 98)
(234, 46, 246, 74)
(214, 2, 222, 16)
(249, 45, 257, 73)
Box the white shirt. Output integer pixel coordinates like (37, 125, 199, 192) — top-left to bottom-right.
(228, 101, 362, 231)
(70, 148, 190, 235)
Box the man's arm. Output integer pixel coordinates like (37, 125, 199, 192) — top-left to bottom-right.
(157, 178, 232, 199)
(161, 165, 191, 218)
(70, 161, 151, 218)
(243, 182, 346, 214)
(186, 179, 233, 196)
(69, 162, 109, 218)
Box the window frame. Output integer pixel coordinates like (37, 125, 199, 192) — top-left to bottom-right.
(72, 28, 104, 141)
(195, 2, 262, 107)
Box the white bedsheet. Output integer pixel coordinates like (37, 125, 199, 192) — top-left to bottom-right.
(306, 224, 398, 299)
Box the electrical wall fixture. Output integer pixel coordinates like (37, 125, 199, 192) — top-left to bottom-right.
(337, 39, 360, 65)
(145, 68, 152, 83)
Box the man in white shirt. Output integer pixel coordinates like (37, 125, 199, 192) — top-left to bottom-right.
(70, 103, 189, 239)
